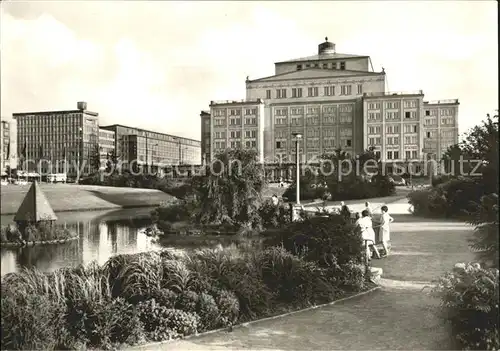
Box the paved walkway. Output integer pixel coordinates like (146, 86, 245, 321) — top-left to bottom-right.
(130, 196, 473, 350)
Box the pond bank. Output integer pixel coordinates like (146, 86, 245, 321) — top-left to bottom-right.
(0, 183, 177, 215)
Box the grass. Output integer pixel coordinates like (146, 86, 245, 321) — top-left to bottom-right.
(0, 183, 176, 215)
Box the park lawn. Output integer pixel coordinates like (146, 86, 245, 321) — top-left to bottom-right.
(0, 183, 176, 215)
(140, 288, 452, 351)
(374, 214, 476, 282)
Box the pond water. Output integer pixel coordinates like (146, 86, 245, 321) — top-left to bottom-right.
(1, 207, 164, 276)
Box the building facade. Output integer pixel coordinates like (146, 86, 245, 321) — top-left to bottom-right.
(100, 124, 202, 170)
(13, 102, 99, 177)
(201, 38, 460, 175)
(208, 99, 266, 162)
(1, 120, 11, 174)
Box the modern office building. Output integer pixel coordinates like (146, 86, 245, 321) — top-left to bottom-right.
(201, 37, 459, 175)
(13, 102, 99, 176)
(208, 99, 266, 162)
(99, 124, 202, 170)
(1, 120, 11, 174)
(98, 128, 116, 169)
(200, 110, 211, 164)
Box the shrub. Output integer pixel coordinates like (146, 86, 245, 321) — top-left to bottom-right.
(108, 298, 145, 346)
(408, 177, 487, 218)
(137, 299, 199, 341)
(325, 261, 366, 292)
(467, 194, 499, 268)
(151, 202, 194, 233)
(262, 214, 364, 267)
(175, 290, 199, 313)
(150, 288, 178, 309)
(259, 202, 292, 229)
(1, 293, 67, 350)
(254, 246, 336, 306)
(433, 263, 499, 350)
(210, 288, 240, 327)
(196, 292, 220, 331)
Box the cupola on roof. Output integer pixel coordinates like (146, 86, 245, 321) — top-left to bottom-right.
(318, 37, 336, 55)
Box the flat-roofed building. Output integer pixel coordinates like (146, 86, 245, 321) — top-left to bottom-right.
(209, 99, 266, 162)
(422, 99, 460, 160)
(99, 124, 202, 171)
(13, 102, 99, 177)
(201, 37, 460, 176)
(200, 110, 211, 164)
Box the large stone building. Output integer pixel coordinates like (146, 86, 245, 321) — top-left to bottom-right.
(99, 124, 201, 171)
(201, 38, 459, 175)
(13, 102, 99, 176)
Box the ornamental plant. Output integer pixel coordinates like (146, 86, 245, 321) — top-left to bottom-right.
(433, 262, 499, 350)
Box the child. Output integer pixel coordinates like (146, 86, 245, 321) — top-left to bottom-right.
(379, 205, 394, 256)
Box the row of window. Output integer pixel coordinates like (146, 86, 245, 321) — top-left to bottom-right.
(275, 138, 352, 149)
(368, 125, 420, 134)
(266, 84, 362, 100)
(214, 141, 257, 149)
(296, 61, 346, 71)
(369, 135, 421, 146)
(213, 117, 257, 126)
(368, 111, 418, 120)
(275, 104, 353, 116)
(214, 130, 258, 139)
(212, 108, 258, 117)
(367, 100, 419, 110)
(275, 115, 353, 125)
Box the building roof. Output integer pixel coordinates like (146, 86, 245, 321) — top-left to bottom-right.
(423, 99, 460, 105)
(99, 124, 201, 144)
(14, 181, 57, 222)
(248, 68, 383, 83)
(275, 53, 369, 64)
(12, 110, 98, 117)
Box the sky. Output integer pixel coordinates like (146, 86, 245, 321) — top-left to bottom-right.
(1, 1, 498, 141)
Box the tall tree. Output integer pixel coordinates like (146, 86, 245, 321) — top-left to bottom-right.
(192, 148, 266, 228)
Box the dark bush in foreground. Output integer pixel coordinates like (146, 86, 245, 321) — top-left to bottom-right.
(262, 214, 364, 267)
(1, 222, 74, 243)
(433, 263, 499, 350)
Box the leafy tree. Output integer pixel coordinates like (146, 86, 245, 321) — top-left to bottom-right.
(192, 149, 266, 228)
(467, 193, 499, 268)
(89, 144, 102, 174)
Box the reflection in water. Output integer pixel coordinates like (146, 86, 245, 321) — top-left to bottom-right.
(1, 207, 162, 276)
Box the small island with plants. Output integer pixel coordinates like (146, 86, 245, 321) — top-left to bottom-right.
(0, 181, 77, 247)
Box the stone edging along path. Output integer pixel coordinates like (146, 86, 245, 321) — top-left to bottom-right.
(0, 235, 79, 248)
(130, 286, 381, 350)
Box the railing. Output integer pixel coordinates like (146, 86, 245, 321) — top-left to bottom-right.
(363, 90, 423, 97)
(423, 99, 459, 105)
(210, 99, 264, 105)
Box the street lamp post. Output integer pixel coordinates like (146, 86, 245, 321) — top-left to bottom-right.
(292, 133, 303, 220)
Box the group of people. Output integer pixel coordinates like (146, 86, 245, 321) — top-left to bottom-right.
(341, 201, 394, 261)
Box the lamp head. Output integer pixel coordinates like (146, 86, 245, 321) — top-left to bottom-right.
(292, 132, 303, 139)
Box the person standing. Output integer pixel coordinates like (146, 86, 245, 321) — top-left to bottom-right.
(271, 194, 279, 206)
(379, 205, 394, 256)
(355, 210, 381, 260)
(364, 202, 373, 216)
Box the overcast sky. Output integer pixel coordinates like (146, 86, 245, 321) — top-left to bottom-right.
(1, 1, 497, 140)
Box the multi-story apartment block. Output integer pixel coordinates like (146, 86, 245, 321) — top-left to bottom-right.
(208, 99, 266, 162)
(422, 99, 460, 160)
(1, 120, 11, 174)
(13, 102, 99, 176)
(202, 37, 459, 175)
(98, 128, 116, 169)
(100, 124, 201, 170)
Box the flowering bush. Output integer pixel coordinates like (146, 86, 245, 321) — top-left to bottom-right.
(433, 262, 499, 350)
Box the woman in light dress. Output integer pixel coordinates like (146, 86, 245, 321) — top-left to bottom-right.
(355, 209, 381, 260)
(379, 205, 394, 256)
